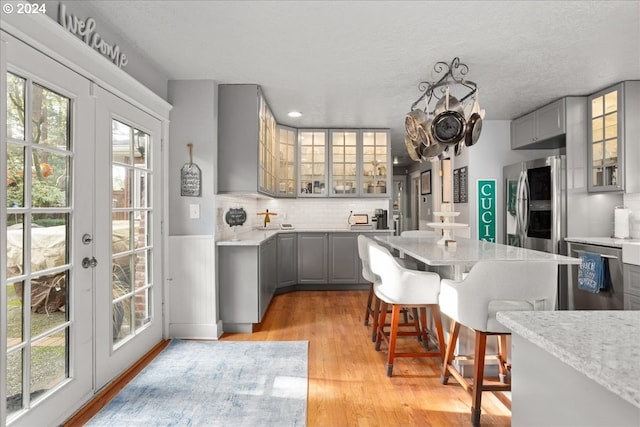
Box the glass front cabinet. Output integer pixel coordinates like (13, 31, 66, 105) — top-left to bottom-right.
(588, 81, 640, 194)
(300, 129, 390, 198)
(360, 130, 390, 197)
(588, 84, 622, 192)
(276, 125, 297, 197)
(298, 130, 328, 197)
(330, 130, 358, 196)
(258, 93, 277, 194)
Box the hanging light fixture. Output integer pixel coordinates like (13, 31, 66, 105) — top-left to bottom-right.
(393, 156, 399, 165)
(405, 57, 485, 162)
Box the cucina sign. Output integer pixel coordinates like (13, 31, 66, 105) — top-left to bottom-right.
(58, 3, 128, 68)
(477, 179, 496, 242)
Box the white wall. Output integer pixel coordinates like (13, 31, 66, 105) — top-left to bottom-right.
(168, 80, 218, 236)
(166, 80, 220, 338)
(42, 1, 169, 99)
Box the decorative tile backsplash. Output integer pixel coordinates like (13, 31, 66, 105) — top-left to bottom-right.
(216, 195, 390, 241)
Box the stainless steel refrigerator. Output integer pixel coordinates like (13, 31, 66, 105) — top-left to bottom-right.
(504, 156, 567, 306)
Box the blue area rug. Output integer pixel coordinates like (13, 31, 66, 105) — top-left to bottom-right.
(87, 340, 308, 426)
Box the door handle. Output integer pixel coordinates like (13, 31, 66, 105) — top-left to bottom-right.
(82, 257, 98, 269)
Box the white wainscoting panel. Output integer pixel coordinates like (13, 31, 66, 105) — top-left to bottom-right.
(168, 236, 222, 339)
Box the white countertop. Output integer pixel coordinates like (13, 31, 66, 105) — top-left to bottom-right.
(217, 228, 394, 246)
(376, 235, 581, 266)
(565, 236, 640, 248)
(497, 310, 640, 408)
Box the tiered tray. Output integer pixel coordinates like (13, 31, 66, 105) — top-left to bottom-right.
(427, 211, 469, 245)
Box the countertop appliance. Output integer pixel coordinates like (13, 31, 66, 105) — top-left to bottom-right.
(504, 155, 567, 307)
(374, 209, 388, 230)
(567, 241, 623, 310)
(352, 214, 369, 225)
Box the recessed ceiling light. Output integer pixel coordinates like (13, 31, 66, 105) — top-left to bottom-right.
(287, 111, 302, 118)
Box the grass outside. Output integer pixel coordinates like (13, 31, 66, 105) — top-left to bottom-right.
(6, 283, 67, 415)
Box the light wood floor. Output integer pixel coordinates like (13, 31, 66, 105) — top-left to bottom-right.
(225, 290, 511, 427)
(67, 290, 512, 426)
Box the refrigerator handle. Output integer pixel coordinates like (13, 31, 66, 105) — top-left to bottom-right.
(522, 171, 530, 235)
(515, 170, 525, 237)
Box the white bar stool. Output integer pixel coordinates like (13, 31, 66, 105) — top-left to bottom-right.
(368, 240, 444, 377)
(438, 260, 558, 426)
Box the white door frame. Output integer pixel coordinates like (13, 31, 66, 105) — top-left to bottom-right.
(93, 86, 163, 390)
(2, 31, 95, 427)
(1, 12, 171, 427)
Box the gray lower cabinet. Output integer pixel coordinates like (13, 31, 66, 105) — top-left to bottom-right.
(297, 233, 328, 284)
(329, 233, 360, 283)
(218, 236, 277, 332)
(277, 233, 297, 288)
(260, 237, 277, 315)
(297, 232, 384, 285)
(623, 263, 640, 310)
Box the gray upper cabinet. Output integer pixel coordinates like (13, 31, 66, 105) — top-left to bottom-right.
(323, 128, 392, 198)
(587, 81, 640, 193)
(329, 130, 359, 197)
(511, 98, 566, 149)
(218, 84, 277, 196)
(277, 125, 298, 197)
(298, 130, 328, 197)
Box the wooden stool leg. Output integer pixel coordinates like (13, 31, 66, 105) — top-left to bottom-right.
(441, 320, 460, 385)
(364, 282, 374, 326)
(418, 307, 429, 346)
(431, 305, 446, 360)
(471, 331, 487, 427)
(371, 296, 381, 342)
(375, 301, 388, 351)
(497, 334, 509, 384)
(386, 304, 402, 377)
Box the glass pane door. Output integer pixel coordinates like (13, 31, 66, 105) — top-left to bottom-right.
(3, 35, 94, 426)
(330, 130, 358, 196)
(277, 126, 297, 197)
(298, 130, 327, 197)
(361, 130, 389, 195)
(590, 87, 619, 189)
(94, 86, 162, 390)
(259, 94, 276, 194)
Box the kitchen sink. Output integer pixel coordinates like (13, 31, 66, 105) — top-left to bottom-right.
(622, 241, 640, 265)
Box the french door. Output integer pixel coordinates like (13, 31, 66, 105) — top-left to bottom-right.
(93, 86, 163, 390)
(3, 33, 163, 425)
(3, 33, 94, 426)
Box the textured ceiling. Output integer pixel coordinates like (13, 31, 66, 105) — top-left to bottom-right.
(83, 0, 640, 165)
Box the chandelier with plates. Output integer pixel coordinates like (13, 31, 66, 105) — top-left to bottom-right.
(405, 57, 485, 162)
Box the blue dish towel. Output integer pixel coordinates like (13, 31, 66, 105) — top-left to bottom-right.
(577, 252, 605, 293)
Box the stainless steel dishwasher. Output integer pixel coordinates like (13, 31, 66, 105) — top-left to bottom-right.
(567, 242, 624, 310)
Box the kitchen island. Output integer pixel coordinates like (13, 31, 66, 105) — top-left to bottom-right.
(375, 235, 581, 280)
(497, 310, 640, 427)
